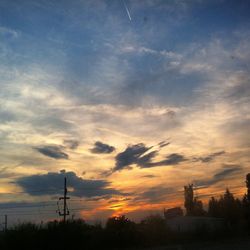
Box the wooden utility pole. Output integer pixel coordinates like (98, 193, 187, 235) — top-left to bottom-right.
(58, 177, 70, 222)
(3, 215, 7, 231)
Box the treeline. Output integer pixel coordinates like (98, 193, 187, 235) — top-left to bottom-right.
(1, 174, 250, 249)
(0, 212, 249, 250)
(208, 189, 250, 226)
(0, 215, 178, 250)
(183, 174, 250, 228)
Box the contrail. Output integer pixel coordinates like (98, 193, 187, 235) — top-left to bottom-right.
(123, 0, 132, 21)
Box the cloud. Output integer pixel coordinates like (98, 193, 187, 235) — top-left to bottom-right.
(146, 153, 186, 167)
(158, 141, 171, 148)
(16, 170, 121, 197)
(113, 143, 186, 172)
(113, 143, 152, 171)
(137, 150, 159, 167)
(120, 45, 182, 60)
(0, 26, 19, 39)
(213, 166, 241, 180)
(141, 174, 157, 178)
(193, 151, 225, 163)
(194, 164, 243, 188)
(108, 197, 131, 204)
(0, 0, 249, 224)
(133, 186, 177, 203)
(31, 116, 74, 135)
(0, 110, 17, 123)
(90, 141, 115, 154)
(221, 118, 250, 147)
(63, 139, 79, 149)
(0, 166, 15, 178)
(34, 145, 69, 159)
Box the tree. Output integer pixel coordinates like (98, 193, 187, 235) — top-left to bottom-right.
(208, 196, 221, 217)
(105, 215, 137, 247)
(208, 189, 243, 227)
(193, 198, 207, 216)
(184, 184, 206, 216)
(184, 184, 194, 215)
(139, 214, 168, 245)
(246, 173, 250, 201)
(242, 173, 250, 228)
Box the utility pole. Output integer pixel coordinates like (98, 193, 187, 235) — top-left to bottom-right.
(58, 177, 70, 222)
(246, 173, 250, 201)
(4, 215, 7, 231)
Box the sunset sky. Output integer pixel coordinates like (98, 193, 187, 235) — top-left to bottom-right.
(0, 0, 250, 225)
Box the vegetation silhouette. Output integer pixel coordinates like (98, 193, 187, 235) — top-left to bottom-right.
(1, 174, 250, 249)
(184, 184, 207, 216)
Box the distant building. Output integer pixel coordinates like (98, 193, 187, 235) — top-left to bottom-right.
(164, 207, 183, 220)
(164, 207, 225, 232)
(166, 216, 225, 233)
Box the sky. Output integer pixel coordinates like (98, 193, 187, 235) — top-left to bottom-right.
(0, 0, 250, 225)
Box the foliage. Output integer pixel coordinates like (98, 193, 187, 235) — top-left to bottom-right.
(184, 184, 206, 216)
(138, 214, 169, 246)
(1, 174, 250, 249)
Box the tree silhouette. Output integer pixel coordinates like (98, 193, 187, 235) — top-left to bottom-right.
(2, 174, 250, 249)
(184, 184, 194, 216)
(139, 214, 168, 246)
(246, 173, 250, 201)
(242, 173, 250, 228)
(184, 184, 206, 216)
(208, 196, 221, 217)
(105, 215, 137, 247)
(208, 189, 243, 227)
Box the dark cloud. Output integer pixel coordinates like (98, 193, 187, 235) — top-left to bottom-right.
(16, 170, 121, 198)
(34, 145, 68, 159)
(213, 167, 240, 180)
(147, 153, 186, 167)
(90, 141, 115, 154)
(133, 186, 177, 203)
(63, 139, 79, 149)
(194, 164, 242, 188)
(158, 141, 171, 148)
(137, 150, 159, 167)
(114, 143, 152, 171)
(113, 143, 186, 172)
(142, 174, 157, 178)
(193, 151, 225, 163)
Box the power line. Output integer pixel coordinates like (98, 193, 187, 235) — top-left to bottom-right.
(0, 203, 57, 210)
(0, 178, 87, 220)
(0, 206, 89, 217)
(0, 188, 63, 195)
(0, 187, 113, 196)
(0, 211, 57, 216)
(0, 199, 92, 210)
